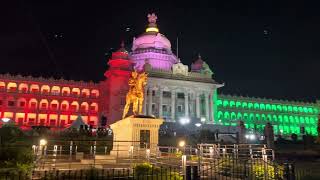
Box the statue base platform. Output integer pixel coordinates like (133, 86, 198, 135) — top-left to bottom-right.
(109, 115, 163, 158)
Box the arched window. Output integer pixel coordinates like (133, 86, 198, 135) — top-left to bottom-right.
(81, 89, 90, 98)
(284, 115, 289, 123)
(70, 101, 79, 111)
(260, 104, 265, 110)
(216, 100, 222, 106)
(237, 112, 242, 120)
(310, 117, 315, 124)
(223, 100, 229, 108)
(303, 107, 308, 113)
(7, 82, 17, 92)
(288, 106, 293, 112)
(41, 85, 50, 94)
(278, 115, 283, 122)
(276, 105, 282, 111)
(60, 100, 69, 111)
(18, 83, 28, 93)
(218, 111, 223, 119)
(17, 98, 27, 107)
(283, 106, 287, 112)
(30, 84, 39, 93)
(91, 89, 99, 98)
(236, 101, 241, 108)
(248, 103, 253, 109)
(80, 102, 89, 112)
(255, 114, 261, 121)
(51, 86, 60, 95)
(272, 115, 277, 122)
(308, 107, 313, 113)
(293, 106, 298, 113)
(271, 105, 277, 111)
(231, 112, 236, 119)
(0, 81, 5, 91)
(71, 88, 80, 96)
(261, 114, 266, 121)
(90, 102, 98, 112)
(249, 113, 254, 121)
(224, 112, 230, 119)
(39, 99, 49, 109)
(300, 117, 306, 124)
(50, 100, 59, 110)
(254, 103, 259, 110)
(29, 98, 38, 109)
(266, 104, 271, 111)
(298, 107, 303, 113)
(289, 116, 294, 123)
(7, 96, 15, 107)
(242, 102, 247, 109)
(266, 114, 272, 121)
(243, 113, 248, 120)
(314, 108, 319, 114)
(62, 87, 70, 96)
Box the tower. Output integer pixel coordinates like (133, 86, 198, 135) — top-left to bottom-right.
(102, 42, 133, 125)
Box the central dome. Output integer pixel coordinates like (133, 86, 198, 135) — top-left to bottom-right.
(130, 13, 178, 71)
(132, 33, 171, 51)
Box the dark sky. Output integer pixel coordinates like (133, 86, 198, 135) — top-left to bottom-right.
(1, 1, 319, 102)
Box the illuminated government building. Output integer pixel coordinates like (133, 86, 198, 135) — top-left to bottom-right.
(0, 13, 319, 136)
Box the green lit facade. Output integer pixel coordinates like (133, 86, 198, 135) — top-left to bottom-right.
(215, 94, 320, 136)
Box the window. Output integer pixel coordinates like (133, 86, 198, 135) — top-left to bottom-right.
(163, 91, 171, 98)
(61, 104, 67, 110)
(19, 101, 26, 107)
(162, 105, 168, 112)
(0, 100, 2, 106)
(177, 105, 182, 112)
(51, 103, 58, 109)
(30, 102, 37, 108)
(177, 93, 184, 99)
(41, 103, 47, 109)
(71, 105, 78, 111)
(8, 101, 15, 106)
(31, 88, 39, 93)
(152, 90, 155, 96)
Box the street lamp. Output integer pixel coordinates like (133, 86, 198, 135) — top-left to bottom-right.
(179, 117, 190, 125)
(1, 118, 10, 123)
(195, 123, 202, 127)
(39, 139, 47, 146)
(178, 140, 185, 148)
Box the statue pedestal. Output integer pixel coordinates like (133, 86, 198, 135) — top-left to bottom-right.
(110, 115, 163, 157)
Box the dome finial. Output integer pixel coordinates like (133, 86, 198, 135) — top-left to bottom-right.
(147, 13, 157, 24)
(146, 13, 159, 33)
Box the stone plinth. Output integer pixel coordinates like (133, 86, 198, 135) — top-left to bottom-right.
(110, 115, 163, 157)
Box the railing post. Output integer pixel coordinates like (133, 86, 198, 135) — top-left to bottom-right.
(146, 148, 150, 163)
(209, 147, 214, 158)
(182, 155, 187, 179)
(249, 145, 253, 159)
(283, 162, 295, 180)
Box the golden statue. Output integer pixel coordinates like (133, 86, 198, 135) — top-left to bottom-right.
(122, 71, 148, 119)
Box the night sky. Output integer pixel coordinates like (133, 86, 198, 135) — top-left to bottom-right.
(1, 1, 319, 102)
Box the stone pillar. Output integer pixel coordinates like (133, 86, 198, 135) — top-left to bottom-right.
(143, 87, 147, 115)
(210, 93, 214, 122)
(196, 93, 200, 118)
(159, 88, 163, 118)
(171, 90, 175, 121)
(184, 92, 189, 117)
(148, 87, 152, 115)
(205, 93, 209, 122)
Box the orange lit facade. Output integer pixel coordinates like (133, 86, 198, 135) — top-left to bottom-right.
(0, 44, 133, 130)
(0, 74, 101, 129)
